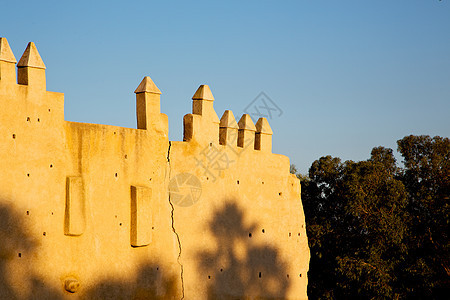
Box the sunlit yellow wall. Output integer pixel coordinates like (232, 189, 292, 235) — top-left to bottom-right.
(0, 38, 309, 299)
(170, 93, 309, 299)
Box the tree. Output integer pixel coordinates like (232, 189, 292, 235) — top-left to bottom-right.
(337, 158, 408, 298)
(397, 135, 449, 298)
(302, 150, 409, 299)
(300, 135, 449, 299)
(300, 156, 345, 299)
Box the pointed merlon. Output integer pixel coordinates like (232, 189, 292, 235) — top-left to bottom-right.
(17, 42, 46, 69)
(0, 37, 16, 63)
(219, 110, 239, 146)
(220, 110, 239, 129)
(255, 118, 273, 135)
(192, 85, 214, 101)
(255, 117, 272, 152)
(134, 76, 162, 94)
(238, 114, 256, 131)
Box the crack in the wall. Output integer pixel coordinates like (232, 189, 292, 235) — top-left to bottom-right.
(169, 195, 185, 300)
(167, 141, 185, 300)
(167, 141, 171, 163)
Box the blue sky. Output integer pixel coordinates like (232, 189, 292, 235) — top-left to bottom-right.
(2, 0, 449, 174)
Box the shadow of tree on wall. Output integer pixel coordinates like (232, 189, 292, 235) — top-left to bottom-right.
(84, 262, 179, 300)
(197, 201, 290, 299)
(0, 202, 62, 300)
(1, 199, 291, 299)
(0, 201, 180, 300)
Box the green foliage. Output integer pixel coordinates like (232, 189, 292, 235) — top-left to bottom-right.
(300, 135, 449, 299)
(397, 135, 449, 297)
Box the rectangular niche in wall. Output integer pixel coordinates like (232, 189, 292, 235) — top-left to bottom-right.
(64, 176, 85, 236)
(130, 185, 153, 247)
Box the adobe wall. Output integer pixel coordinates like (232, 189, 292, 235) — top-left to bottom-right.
(0, 37, 309, 299)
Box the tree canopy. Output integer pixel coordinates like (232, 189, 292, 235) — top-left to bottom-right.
(296, 135, 449, 299)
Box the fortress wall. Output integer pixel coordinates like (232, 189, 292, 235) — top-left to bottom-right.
(169, 90, 309, 299)
(63, 121, 179, 291)
(0, 39, 181, 299)
(1, 43, 69, 298)
(0, 37, 309, 299)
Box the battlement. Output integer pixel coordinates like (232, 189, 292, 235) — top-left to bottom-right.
(0, 38, 274, 155)
(0, 37, 309, 300)
(0, 39, 46, 90)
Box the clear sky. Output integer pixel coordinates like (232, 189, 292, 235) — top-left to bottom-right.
(2, 0, 449, 174)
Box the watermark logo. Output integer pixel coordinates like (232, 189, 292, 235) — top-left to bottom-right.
(243, 92, 282, 123)
(192, 92, 281, 184)
(223, 120, 255, 157)
(168, 173, 202, 207)
(194, 144, 235, 182)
